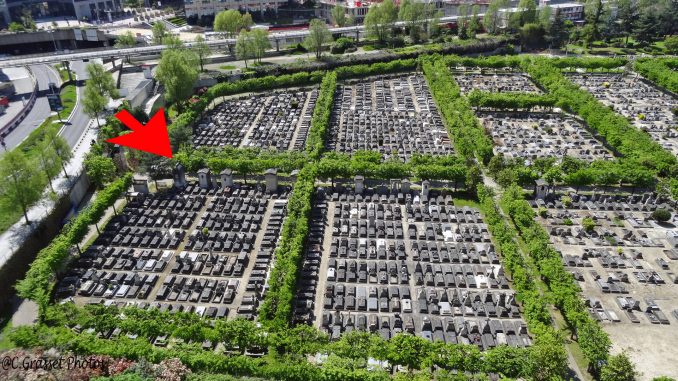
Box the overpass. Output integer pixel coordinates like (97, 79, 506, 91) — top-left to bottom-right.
(0, 15, 480, 69)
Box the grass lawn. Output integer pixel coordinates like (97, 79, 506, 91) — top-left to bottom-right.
(566, 37, 667, 55)
(0, 320, 14, 351)
(54, 64, 74, 82)
(0, 84, 77, 233)
(219, 64, 237, 71)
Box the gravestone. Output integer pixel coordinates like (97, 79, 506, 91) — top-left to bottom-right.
(422, 180, 430, 198)
(402, 179, 411, 194)
(173, 163, 187, 189)
(221, 168, 233, 187)
(355, 176, 364, 194)
(132, 175, 150, 194)
(198, 168, 212, 189)
(265, 168, 278, 193)
(534, 179, 548, 200)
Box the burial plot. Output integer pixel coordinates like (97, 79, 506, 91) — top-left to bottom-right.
(294, 182, 530, 349)
(326, 74, 454, 161)
(479, 112, 613, 163)
(193, 90, 318, 151)
(59, 181, 290, 321)
(454, 73, 543, 95)
(567, 73, 678, 156)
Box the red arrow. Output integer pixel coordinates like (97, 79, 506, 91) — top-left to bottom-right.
(106, 108, 173, 158)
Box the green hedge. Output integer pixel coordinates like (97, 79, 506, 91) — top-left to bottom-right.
(500, 185, 611, 371)
(258, 165, 316, 328)
(306, 71, 337, 160)
(467, 90, 558, 111)
(422, 57, 494, 164)
(634, 58, 678, 94)
(15, 174, 133, 315)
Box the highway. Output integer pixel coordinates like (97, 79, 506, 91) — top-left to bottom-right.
(0, 15, 478, 69)
(3, 64, 62, 150)
(60, 61, 90, 148)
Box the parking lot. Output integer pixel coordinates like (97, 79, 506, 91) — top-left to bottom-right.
(478, 111, 614, 162)
(294, 182, 530, 349)
(530, 191, 678, 378)
(567, 73, 678, 156)
(57, 180, 290, 321)
(326, 74, 454, 161)
(194, 89, 318, 151)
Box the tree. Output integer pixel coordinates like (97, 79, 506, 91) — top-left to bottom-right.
(399, 0, 428, 41)
(539, 4, 552, 30)
(83, 84, 108, 128)
(528, 330, 568, 381)
(8, 22, 26, 32)
(214, 10, 251, 37)
(156, 49, 200, 108)
(84, 154, 117, 189)
(364, 0, 398, 45)
(484, 0, 508, 35)
(36, 139, 60, 192)
(331, 5, 348, 27)
(162, 35, 183, 49)
(47, 130, 72, 179)
(115, 31, 137, 63)
(251, 29, 271, 64)
(547, 10, 571, 48)
(665, 35, 678, 54)
(584, 0, 604, 42)
(386, 334, 431, 372)
(517, 0, 537, 26)
(304, 19, 332, 60)
(0, 150, 43, 224)
(617, 0, 637, 45)
(634, 9, 658, 44)
(235, 30, 255, 68)
(193, 35, 211, 71)
(115, 31, 137, 48)
(520, 23, 546, 48)
(84, 63, 119, 127)
(20, 9, 36, 31)
(467, 5, 482, 38)
(458, 4, 470, 38)
(152, 22, 168, 45)
(600, 352, 638, 381)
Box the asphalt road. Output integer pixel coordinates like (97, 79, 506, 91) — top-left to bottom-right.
(59, 60, 90, 148)
(3, 64, 61, 150)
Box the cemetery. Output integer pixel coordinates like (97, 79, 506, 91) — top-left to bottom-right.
(294, 180, 530, 349)
(57, 168, 290, 321)
(478, 112, 614, 163)
(567, 73, 678, 156)
(193, 89, 319, 151)
(529, 186, 678, 375)
(326, 74, 454, 161)
(452, 72, 543, 94)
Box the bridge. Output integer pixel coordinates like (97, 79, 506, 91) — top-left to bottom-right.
(0, 15, 479, 68)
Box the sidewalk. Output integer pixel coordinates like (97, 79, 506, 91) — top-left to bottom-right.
(0, 119, 97, 269)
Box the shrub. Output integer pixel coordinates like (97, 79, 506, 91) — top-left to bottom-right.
(651, 208, 671, 222)
(563, 218, 573, 226)
(560, 196, 572, 208)
(582, 217, 596, 233)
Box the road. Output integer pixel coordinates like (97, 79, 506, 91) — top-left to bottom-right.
(3, 64, 61, 150)
(59, 61, 90, 148)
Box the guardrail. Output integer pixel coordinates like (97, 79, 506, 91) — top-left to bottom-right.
(0, 67, 39, 137)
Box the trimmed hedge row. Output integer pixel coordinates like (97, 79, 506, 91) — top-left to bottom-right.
(422, 58, 494, 164)
(523, 57, 677, 175)
(16, 174, 133, 315)
(306, 71, 337, 160)
(500, 185, 611, 372)
(634, 58, 678, 94)
(476, 185, 568, 379)
(258, 165, 316, 329)
(467, 90, 558, 111)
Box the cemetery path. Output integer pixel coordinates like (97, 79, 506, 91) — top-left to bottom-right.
(289, 91, 313, 151)
(481, 173, 588, 381)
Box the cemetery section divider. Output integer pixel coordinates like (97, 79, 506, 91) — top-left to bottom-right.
(499, 185, 612, 373)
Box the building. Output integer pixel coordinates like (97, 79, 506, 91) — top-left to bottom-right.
(498, 1, 584, 28)
(318, 0, 371, 26)
(0, 0, 124, 26)
(184, 0, 287, 18)
(440, 0, 489, 17)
